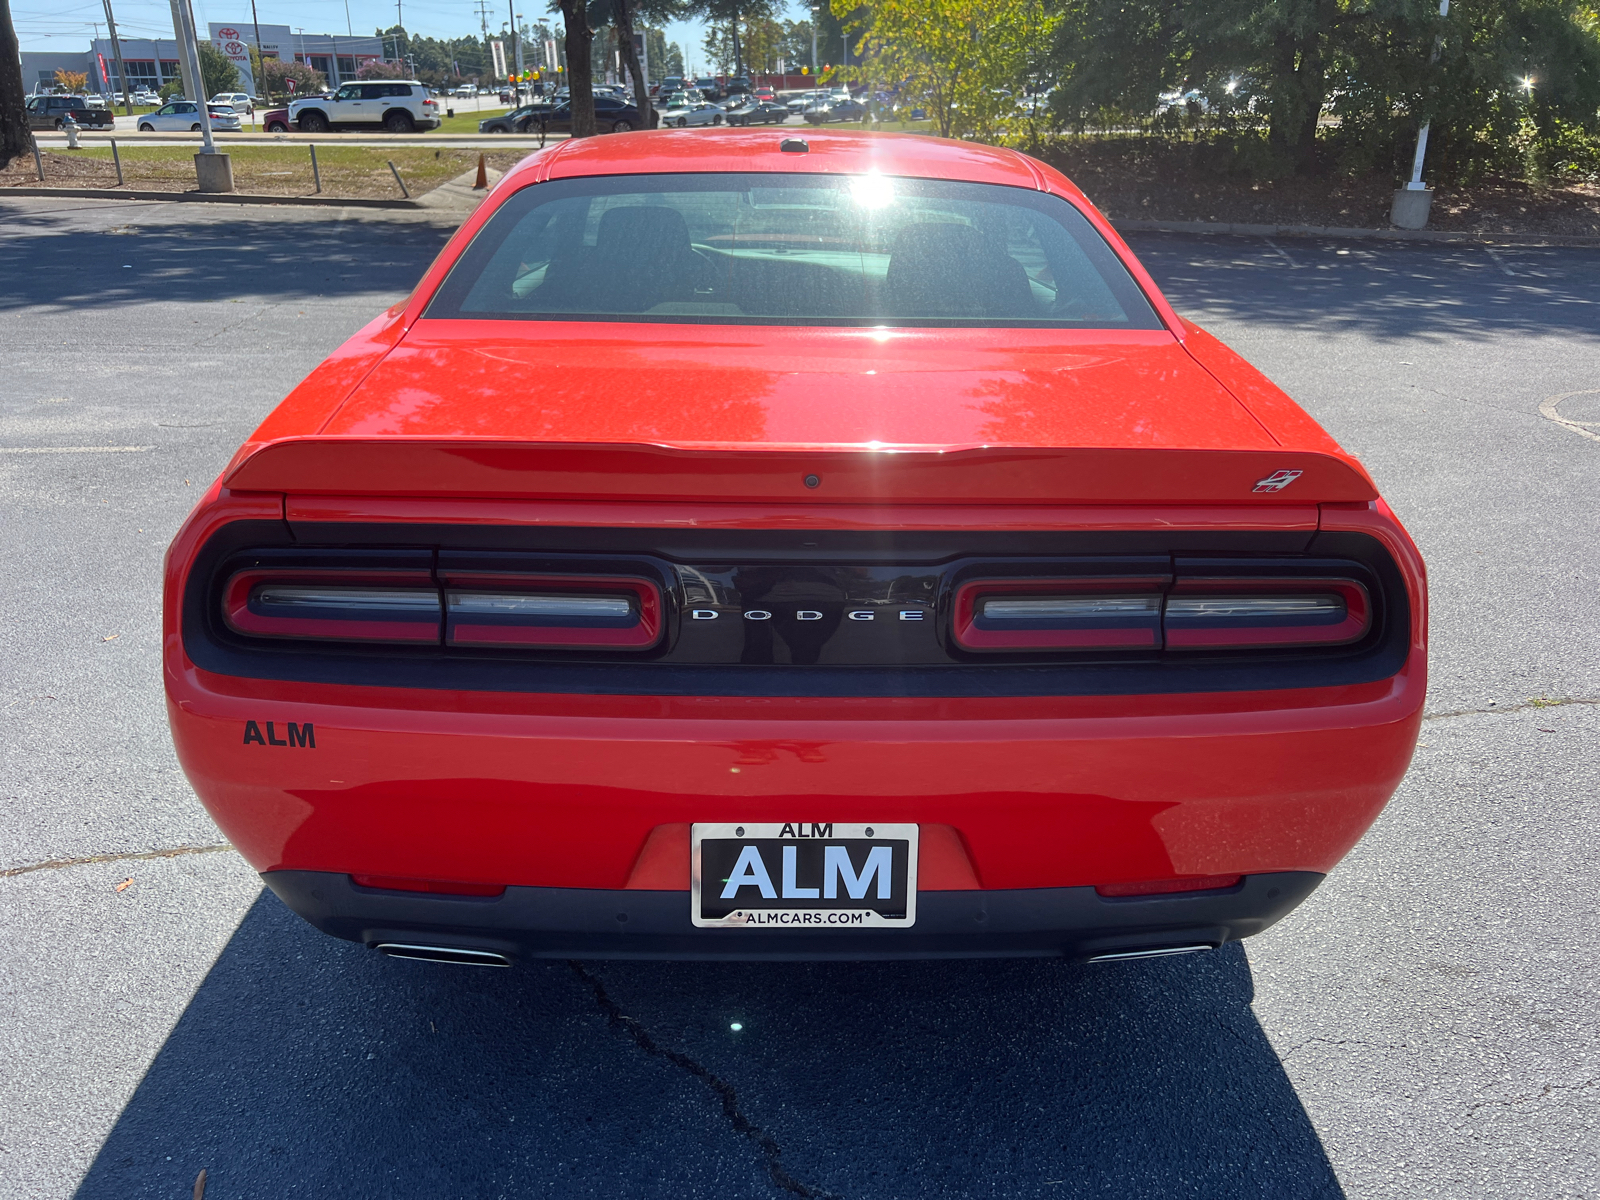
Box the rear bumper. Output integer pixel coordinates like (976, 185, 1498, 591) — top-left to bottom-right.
(263, 868, 1324, 961)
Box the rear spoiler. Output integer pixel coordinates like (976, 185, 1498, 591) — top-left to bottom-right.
(222, 439, 1378, 505)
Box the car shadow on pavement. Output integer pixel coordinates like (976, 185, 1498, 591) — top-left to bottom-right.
(75, 889, 1344, 1200)
(0, 205, 451, 311)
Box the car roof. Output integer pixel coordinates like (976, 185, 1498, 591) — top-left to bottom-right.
(523, 130, 1054, 193)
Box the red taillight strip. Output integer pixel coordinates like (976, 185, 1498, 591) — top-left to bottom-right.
(440, 574, 662, 650)
(223, 569, 441, 643)
(1164, 579, 1369, 650)
(953, 577, 1166, 652)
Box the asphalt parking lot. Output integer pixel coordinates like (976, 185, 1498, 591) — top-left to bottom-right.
(1, 195, 1595, 1200)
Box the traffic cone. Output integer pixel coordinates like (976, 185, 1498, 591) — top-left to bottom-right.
(473, 154, 488, 190)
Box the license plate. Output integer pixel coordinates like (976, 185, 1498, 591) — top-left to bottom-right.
(691, 823, 918, 929)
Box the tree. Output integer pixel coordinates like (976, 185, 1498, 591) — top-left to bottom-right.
(840, 0, 1058, 138)
(612, 0, 657, 127)
(55, 69, 89, 93)
(258, 57, 326, 100)
(0, 0, 32, 171)
(356, 60, 407, 79)
(167, 40, 240, 100)
(558, 0, 598, 136)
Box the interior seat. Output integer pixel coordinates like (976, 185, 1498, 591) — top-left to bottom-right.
(563, 205, 706, 313)
(884, 223, 1037, 320)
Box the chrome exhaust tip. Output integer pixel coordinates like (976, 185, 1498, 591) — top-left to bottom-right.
(375, 943, 511, 967)
(1086, 944, 1215, 963)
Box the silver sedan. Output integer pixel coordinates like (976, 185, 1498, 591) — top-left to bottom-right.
(136, 101, 243, 132)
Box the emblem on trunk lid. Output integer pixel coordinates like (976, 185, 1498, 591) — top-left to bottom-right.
(1253, 469, 1304, 493)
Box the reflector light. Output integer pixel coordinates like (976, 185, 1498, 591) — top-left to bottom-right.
(953, 578, 1165, 651)
(1164, 580, 1369, 649)
(1096, 874, 1243, 897)
(223, 570, 441, 643)
(350, 874, 506, 897)
(442, 575, 662, 649)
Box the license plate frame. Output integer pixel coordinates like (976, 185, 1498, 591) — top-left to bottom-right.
(691, 823, 919, 929)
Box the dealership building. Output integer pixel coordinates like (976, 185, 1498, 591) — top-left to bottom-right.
(21, 23, 385, 97)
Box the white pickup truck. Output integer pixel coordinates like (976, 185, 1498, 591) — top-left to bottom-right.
(289, 81, 441, 133)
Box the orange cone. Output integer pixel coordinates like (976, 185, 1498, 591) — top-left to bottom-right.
(473, 154, 488, 190)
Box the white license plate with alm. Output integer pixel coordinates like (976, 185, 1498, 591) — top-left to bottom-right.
(691, 823, 919, 929)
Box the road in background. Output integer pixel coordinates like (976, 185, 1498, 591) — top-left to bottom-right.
(0, 196, 1595, 1199)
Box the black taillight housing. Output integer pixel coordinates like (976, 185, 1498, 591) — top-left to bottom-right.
(950, 558, 1376, 655)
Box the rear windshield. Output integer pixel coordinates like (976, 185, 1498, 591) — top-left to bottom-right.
(425, 172, 1163, 328)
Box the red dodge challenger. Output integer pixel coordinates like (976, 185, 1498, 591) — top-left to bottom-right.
(164, 131, 1426, 966)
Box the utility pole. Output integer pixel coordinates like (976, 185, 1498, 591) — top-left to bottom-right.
(476, 0, 492, 80)
(248, 0, 262, 95)
(1392, 0, 1450, 229)
(101, 0, 133, 115)
(810, 5, 818, 74)
(507, 0, 522, 102)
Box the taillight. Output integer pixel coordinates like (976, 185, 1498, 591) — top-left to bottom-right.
(953, 578, 1164, 651)
(952, 571, 1372, 653)
(223, 570, 440, 642)
(441, 575, 662, 649)
(1164, 579, 1369, 650)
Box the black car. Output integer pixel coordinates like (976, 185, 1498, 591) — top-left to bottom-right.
(804, 96, 868, 124)
(722, 98, 789, 126)
(532, 94, 643, 134)
(478, 103, 554, 133)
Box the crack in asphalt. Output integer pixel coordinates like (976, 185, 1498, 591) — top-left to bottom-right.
(567, 961, 840, 1200)
(1422, 696, 1599, 722)
(0, 843, 234, 878)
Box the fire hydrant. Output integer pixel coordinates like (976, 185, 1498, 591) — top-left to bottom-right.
(62, 113, 81, 149)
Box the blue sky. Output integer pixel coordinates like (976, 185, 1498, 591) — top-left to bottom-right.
(15, 0, 811, 77)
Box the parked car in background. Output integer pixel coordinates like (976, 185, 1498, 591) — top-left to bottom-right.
(454, 84, 476, 98)
(133, 89, 162, 106)
(663, 98, 723, 127)
(290, 81, 442, 133)
(722, 98, 789, 126)
(654, 75, 685, 97)
(135, 100, 241, 132)
(693, 76, 723, 100)
(25, 95, 116, 131)
(211, 92, 254, 115)
(804, 96, 868, 124)
(530, 95, 644, 134)
(478, 103, 553, 134)
(787, 90, 828, 114)
(754, 85, 775, 101)
(262, 107, 291, 133)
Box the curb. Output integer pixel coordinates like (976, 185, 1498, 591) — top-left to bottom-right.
(0, 185, 422, 209)
(1110, 218, 1600, 246)
(5, 185, 1597, 244)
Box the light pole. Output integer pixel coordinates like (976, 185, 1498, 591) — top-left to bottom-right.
(810, 5, 818, 75)
(1392, 0, 1450, 229)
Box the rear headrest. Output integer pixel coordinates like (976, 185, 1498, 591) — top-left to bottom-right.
(594, 205, 693, 262)
(885, 222, 1036, 319)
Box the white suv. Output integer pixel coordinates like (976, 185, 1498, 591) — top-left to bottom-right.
(289, 81, 441, 133)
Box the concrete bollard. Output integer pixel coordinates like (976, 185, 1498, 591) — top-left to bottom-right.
(1390, 186, 1434, 230)
(194, 151, 235, 193)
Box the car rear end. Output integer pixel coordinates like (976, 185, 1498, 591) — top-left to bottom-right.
(163, 135, 1426, 965)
